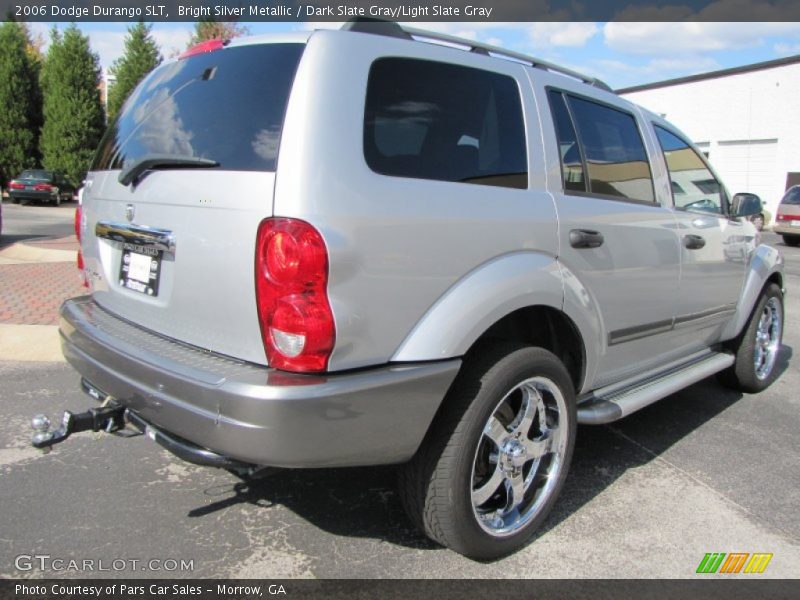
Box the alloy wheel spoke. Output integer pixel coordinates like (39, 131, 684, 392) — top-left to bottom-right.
(503, 473, 526, 513)
(511, 386, 540, 437)
(524, 426, 558, 459)
(472, 464, 505, 506)
(484, 416, 508, 447)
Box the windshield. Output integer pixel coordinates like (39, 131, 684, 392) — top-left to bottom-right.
(19, 170, 52, 181)
(92, 43, 304, 173)
(781, 186, 800, 205)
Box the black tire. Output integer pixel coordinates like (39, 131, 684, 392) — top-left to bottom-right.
(783, 235, 800, 247)
(399, 343, 577, 560)
(719, 283, 783, 393)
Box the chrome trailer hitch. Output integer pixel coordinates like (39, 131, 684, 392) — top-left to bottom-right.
(30, 402, 128, 452)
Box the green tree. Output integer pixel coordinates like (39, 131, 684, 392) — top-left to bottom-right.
(107, 22, 162, 120)
(0, 22, 41, 185)
(189, 19, 248, 45)
(39, 25, 105, 186)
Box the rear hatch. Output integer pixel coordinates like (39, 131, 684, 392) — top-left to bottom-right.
(81, 41, 305, 365)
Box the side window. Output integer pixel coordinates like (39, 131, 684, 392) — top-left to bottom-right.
(364, 58, 527, 189)
(566, 95, 655, 203)
(547, 90, 585, 193)
(655, 126, 723, 214)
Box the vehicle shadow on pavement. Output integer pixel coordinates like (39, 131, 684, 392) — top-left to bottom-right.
(0, 233, 48, 248)
(185, 344, 793, 559)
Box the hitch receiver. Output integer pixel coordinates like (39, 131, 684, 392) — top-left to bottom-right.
(31, 403, 127, 451)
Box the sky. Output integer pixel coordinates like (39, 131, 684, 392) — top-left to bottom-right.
(26, 21, 800, 90)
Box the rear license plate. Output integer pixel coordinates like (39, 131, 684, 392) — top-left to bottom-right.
(119, 244, 162, 296)
(792, 220, 800, 227)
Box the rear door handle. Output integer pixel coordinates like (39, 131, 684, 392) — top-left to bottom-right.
(683, 234, 706, 250)
(569, 229, 604, 249)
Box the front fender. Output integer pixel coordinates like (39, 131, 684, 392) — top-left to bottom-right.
(392, 252, 565, 362)
(720, 244, 785, 341)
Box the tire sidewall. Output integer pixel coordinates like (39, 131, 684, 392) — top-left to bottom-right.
(447, 346, 577, 558)
(735, 284, 783, 392)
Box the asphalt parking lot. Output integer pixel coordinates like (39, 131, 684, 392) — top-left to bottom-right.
(0, 204, 798, 578)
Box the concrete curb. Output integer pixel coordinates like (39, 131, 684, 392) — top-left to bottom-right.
(0, 324, 64, 362)
(0, 242, 75, 264)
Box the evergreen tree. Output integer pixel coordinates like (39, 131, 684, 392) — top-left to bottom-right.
(107, 22, 162, 120)
(0, 22, 41, 185)
(189, 19, 248, 45)
(39, 25, 105, 187)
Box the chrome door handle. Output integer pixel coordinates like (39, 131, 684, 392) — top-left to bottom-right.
(569, 229, 604, 249)
(683, 234, 706, 250)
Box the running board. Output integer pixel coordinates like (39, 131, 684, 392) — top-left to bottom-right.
(577, 351, 735, 425)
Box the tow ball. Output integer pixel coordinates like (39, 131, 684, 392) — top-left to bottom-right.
(31, 402, 128, 452)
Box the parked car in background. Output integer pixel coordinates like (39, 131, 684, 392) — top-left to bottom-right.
(774, 185, 800, 246)
(8, 170, 75, 206)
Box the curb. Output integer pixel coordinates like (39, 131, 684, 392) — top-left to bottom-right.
(0, 324, 65, 362)
(0, 242, 75, 264)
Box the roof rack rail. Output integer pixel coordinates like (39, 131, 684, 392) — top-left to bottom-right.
(341, 17, 411, 40)
(338, 19, 612, 93)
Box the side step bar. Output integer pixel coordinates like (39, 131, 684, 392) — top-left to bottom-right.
(577, 351, 735, 425)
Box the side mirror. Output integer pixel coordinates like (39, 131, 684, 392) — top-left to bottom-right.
(731, 193, 762, 218)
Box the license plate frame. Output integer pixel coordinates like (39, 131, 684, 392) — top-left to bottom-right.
(119, 243, 162, 297)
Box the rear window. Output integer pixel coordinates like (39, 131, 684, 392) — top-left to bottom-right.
(92, 43, 304, 173)
(364, 58, 527, 189)
(20, 170, 52, 180)
(781, 186, 800, 205)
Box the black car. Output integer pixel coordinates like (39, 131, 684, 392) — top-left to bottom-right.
(8, 170, 75, 206)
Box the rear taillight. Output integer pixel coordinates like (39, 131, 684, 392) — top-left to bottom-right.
(255, 218, 335, 373)
(75, 204, 88, 288)
(34, 183, 52, 192)
(776, 213, 788, 221)
(9, 181, 24, 189)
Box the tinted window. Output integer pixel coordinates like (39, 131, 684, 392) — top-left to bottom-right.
(20, 170, 52, 181)
(92, 44, 304, 173)
(781, 186, 800, 205)
(548, 90, 585, 193)
(655, 126, 723, 214)
(364, 58, 527, 189)
(567, 96, 655, 203)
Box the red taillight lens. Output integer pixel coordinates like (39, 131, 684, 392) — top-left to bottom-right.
(74, 205, 82, 240)
(34, 183, 52, 192)
(179, 39, 225, 59)
(74, 204, 88, 288)
(776, 213, 788, 221)
(9, 181, 24, 189)
(255, 218, 335, 372)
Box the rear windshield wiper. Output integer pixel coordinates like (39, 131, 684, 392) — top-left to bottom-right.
(118, 154, 219, 186)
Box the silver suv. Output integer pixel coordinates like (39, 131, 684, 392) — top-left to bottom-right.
(41, 21, 785, 559)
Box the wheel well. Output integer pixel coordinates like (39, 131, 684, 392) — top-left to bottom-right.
(466, 306, 585, 392)
(766, 272, 783, 291)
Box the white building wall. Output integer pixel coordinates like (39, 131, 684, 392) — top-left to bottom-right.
(620, 61, 800, 219)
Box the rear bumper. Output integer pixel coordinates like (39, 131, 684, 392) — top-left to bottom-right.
(60, 297, 460, 467)
(9, 190, 56, 202)
(773, 224, 800, 236)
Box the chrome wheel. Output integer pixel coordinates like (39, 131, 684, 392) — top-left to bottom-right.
(754, 296, 782, 380)
(470, 376, 568, 537)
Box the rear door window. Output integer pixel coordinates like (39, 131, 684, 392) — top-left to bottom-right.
(364, 58, 528, 189)
(92, 43, 304, 173)
(781, 187, 800, 205)
(566, 95, 655, 203)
